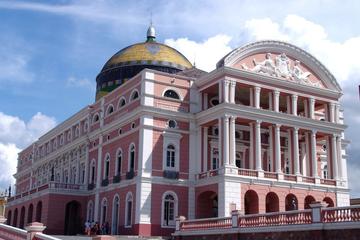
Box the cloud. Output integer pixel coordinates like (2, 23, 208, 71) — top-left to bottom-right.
(165, 35, 232, 72)
(66, 76, 95, 90)
(0, 112, 56, 191)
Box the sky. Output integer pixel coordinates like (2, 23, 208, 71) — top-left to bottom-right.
(0, 0, 359, 197)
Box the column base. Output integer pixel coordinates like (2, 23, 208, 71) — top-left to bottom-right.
(315, 176, 321, 184)
(257, 170, 264, 178)
(277, 172, 284, 180)
(296, 175, 302, 182)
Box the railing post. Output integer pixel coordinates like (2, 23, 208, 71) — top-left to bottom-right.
(310, 201, 328, 223)
(231, 210, 240, 227)
(25, 222, 46, 240)
(176, 216, 186, 231)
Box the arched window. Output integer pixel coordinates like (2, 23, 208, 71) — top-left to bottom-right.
(90, 160, 96, 184)
(101, 198, 108, 225)
(118, 97, 126, 108)
(163, 89, 180, 100)
(115, 149, 122, 176)
(112, 195, 120, 234)
(7, 210, 12, 226)
(27, 204, 33, 224)
(125, 192, 133, 227)
(162, 192, 178, 227)
(36, 201, 42, 222)
(92, 113, 100, 123)
(285, 194, 298, 211)
(19, 206, 25, 229)
(166, 145, 176, 168)
(87, 201, 94, 222)
(210, 97, 219, 107)
(75, 126, 80, 137)
(129, 144, 135, 172)
(106, 104, 114, 116)
(130, 90, 139, 101)
(104, 155, 110, 179)
(13, 208, 18, 227)
(322, 165, 328, 179)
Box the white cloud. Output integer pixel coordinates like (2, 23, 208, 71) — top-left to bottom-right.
(66, 76, 95, 90)
(0, 112, 56, 190)
(165, 34, 232, 72)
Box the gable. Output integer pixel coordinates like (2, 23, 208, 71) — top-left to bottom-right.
(217, 41, 342, 92)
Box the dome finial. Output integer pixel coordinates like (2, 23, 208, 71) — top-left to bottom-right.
(146, 13, 156, 42)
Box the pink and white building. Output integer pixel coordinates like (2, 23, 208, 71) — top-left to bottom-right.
(5, 26, 350, 237)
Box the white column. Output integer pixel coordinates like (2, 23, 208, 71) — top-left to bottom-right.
(335, 103, 340, 123)
(196, 126, 202, 174)
(331, 134, 338, 180)
(287, 129, 292, 174)
(329, 103, 335, 123)
(273, 90, 280, 112)
(203, 93, 208, 110)
(229, 116, 236, 166)
(274, 124, 281, 173)
(309, 98, 315, 119)
(84, 145, 89, 185)
(229, 81, 236, 104)
(311, 130, 318, 177)
(254, 86, 261, 109)
(305, 132, 311, 175)
(76, 148, 80, 184)
(224, 80, 230, 103)
(218, 118, 222, 166)
(255, 120, 262, 171)
(223, 115, 230, 165)
(203, 127, 208, 171)
(336, 135, 343, 179)
(301, 142, 307, 176)
(268, 126, 273, 172)
(249, 122, 254, 169)
(293, 127, 300, 175)
(218, 81, 223, 104)
(292, 95, 298, 116)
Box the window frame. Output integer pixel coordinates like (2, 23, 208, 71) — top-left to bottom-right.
(161, 191, 178, 228)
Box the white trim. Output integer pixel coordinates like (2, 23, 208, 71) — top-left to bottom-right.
(111, 194, 120, 234)
(125, 192, 133, 227)
(105, 104, 114, 116)
(161, 191, 178, 228)
(129, 89, 139, 102)
(100, 197, 108, 225)
(162, 132, 182, 171)
(118, 97, 127, 109)
(92, 113, 100, 123)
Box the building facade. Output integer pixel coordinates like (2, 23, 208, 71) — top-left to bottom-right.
(5, 26, 350, 236)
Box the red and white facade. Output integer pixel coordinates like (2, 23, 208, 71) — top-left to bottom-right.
(5, 40, 349, 236)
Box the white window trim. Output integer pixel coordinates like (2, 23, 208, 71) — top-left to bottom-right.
(92, 113, 100, 123)
(125, 192, 133, 227)
(129, 89, 139, 102)
(103, 153, 110, 179)
(127, 143, 136, 172)
(118, 97, 126, 109)
(162, 88, 183, 101)
(162, 132, 182, 171)
(100, 198, 108, 225)
(106, 104, 114, 116)
(210, 96, 219, 107)
(87, 200, 94, 222)
(115, 148, 122, 175)
(161, 191, 178, 228)
(111, 194, 120, 234)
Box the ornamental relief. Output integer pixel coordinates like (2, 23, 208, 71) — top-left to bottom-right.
(240, 52, 323, 88)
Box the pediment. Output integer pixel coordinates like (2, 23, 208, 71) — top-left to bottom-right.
(217, 41, 342, 92)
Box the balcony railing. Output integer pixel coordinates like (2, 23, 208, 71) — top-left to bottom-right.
(163, 170, 179, 179)
(101, 178, 109, 187)
(126, 170, 135, 180)
(113, 174, 121, 183)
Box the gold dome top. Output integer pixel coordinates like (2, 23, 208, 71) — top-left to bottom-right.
(101, 42, 192, 72)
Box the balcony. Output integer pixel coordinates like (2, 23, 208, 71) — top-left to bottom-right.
(101, 178, 109, 187)
(163, 170, 179, 179)
(113, 174, 121, 183)
(87, 183, 95, 190)
(126, 170, 134, 180)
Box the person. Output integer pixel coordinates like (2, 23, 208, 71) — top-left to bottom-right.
(242, 53, 276, 76)
(275, 53, 291, 79)
(292, 60, 311, 83)
(84, 220, 91, 236)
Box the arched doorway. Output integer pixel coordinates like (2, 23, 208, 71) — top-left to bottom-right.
(323, 197, 334, 207)
(27, 204, 33, 224)
(304, 195, 316, 209)
(64, 201, 82, 235)
(244, 190, 259, 214)
(111, 196, 120, 235)
(285, 194, 298, 211)
(265, 192, 279, 212)
(36, 201, 42, 222)
(196, 191, 218, 218)
(13, 208, 18, 227)
(19, 206, 25, 229)
(7, 210, 12, 225)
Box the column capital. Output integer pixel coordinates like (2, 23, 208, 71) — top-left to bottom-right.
(275, 124, 281, 128)
(230, 115, 237, 122)
(329, 102, 335, 107)
(293, 126, 299, 131)
(273, 89, 280, 95)
(230, 80, 237, 86)
(254, 86, 261, 91)
(223, 114, 231, 121)
(224, 79, 230, 86)
(291, 94, 298, 100)
(309, 97, 315, 103)
(255, 120, 262, 125)
(311, 129, 317, 134)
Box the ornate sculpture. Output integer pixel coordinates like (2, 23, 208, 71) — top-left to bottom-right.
(242, 53, 322, 88)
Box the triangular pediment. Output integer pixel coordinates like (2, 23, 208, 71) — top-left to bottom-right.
(217, 41, 342, 92)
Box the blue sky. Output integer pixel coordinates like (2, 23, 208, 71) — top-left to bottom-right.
(0, 0, 359, 197)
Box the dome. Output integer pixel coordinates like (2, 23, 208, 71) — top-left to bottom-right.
(95, 25, 192, 100)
